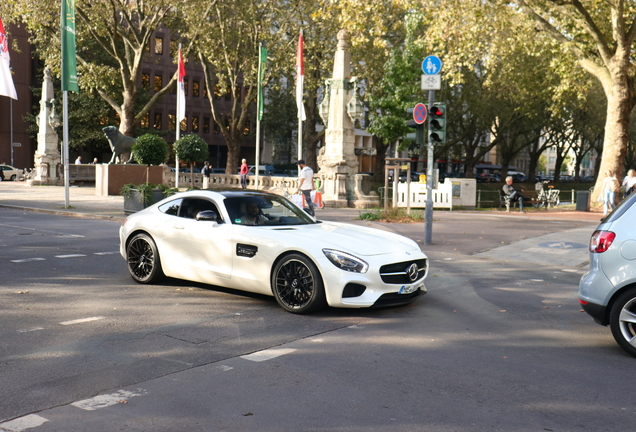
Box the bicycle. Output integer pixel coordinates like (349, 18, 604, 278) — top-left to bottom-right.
(533, 181, 560, 209)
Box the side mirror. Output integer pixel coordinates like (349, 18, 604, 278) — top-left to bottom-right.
(196, 210, 219, 223)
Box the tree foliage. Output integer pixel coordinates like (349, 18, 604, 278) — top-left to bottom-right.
(133, 134, 169, 166)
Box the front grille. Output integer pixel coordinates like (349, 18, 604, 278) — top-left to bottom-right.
(372, 289, 424, 308)
(379, 259, 427, 284)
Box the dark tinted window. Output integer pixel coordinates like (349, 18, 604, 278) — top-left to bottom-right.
(179, 198, 223, 222)
(159, 198, 182, 216)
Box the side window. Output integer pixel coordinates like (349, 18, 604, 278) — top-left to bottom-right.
(158, 198, 183, 216)
(179, 198, 223, 222)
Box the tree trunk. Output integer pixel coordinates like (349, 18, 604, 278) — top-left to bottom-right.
(591, 81, 632, 202)
(373, 136, 390, 184)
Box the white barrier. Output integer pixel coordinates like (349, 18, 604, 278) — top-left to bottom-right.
(395, 178, 477, 209)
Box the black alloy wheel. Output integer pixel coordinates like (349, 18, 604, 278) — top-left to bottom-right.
(126, 233, 164, 283)
(272, 254, 326, 314)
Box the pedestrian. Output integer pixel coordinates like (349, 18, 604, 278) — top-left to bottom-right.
(202, 161, 211, 190)
(0, 168, 4, 181)
(502, 176, 528, 213)
(601, 170, 619, 216)
(91, 158, 99, 164)
(296, 159, 315, 216)
(240, 158, 248, 190)
(622, 169, 636, 197)
(74, 156, 82, 164)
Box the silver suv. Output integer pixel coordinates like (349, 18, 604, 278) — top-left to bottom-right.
(579, 192, 636, 356)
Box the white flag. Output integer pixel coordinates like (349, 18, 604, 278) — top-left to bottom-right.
(296, 32, 305, 121)
(0, 17, 17, 100)
(177, 46, 186, 122)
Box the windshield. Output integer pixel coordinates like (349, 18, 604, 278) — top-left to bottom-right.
(224, 195, 316, 226)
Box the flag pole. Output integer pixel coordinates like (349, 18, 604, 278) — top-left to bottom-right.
(63, 91, 69, 208)
(255, 43, 262, 189)
(296, 31, 304, 163)
(175, 43, 185, 189)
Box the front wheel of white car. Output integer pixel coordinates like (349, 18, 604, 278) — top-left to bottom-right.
(272, 254, 326, 314)
(609, 288, 636, 357)
(126, 233, 164, 284)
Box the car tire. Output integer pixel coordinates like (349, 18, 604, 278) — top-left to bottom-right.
(271, 253, 326, 314)
(126, 233, 164, 284)
(609, 287, 636, 357)
(10, 175, 16, 181)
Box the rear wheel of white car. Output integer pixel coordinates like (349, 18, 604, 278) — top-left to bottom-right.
(10, 174, 16, 181)
(126, 233, 164, 283)
(272, 254, 326, 314)
(609, 288, 636, 357)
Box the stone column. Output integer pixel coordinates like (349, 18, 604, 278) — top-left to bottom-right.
(317, 30, 379, 208)
(29, 67, 61, 185)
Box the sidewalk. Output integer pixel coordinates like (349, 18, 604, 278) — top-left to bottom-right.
(0, 181, 604, 222)
(0, 181, 600, 268)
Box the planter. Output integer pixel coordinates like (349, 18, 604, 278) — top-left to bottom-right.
(123, 189, 166, 214)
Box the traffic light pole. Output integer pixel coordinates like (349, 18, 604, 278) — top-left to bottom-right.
(425, 90, 435, 245)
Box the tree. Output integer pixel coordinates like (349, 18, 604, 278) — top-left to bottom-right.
(512, 0, 636, 200)
(174, 134, 209, 187)
(132, 133, 169, 184)
(181, 0, 287, 175)
(1, 0, 188, 137)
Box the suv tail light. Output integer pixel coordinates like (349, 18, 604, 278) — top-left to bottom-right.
(589, 230, 616, 253)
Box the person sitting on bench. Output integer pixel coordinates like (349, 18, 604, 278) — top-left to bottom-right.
(502, 176, 528, 213)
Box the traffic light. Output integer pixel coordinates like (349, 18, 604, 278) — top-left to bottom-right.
(428, 102, 446, 144)
(406, 108, 424, 146)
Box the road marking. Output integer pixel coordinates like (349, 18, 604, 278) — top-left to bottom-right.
(240, 348, 296, 362)
(94, 251, 118, 255)
(55, 254, 87, 259)
(60, 316, 104, 326)
(72, 389, 148, 411)
(217, 365, 233, 371)
(0, 414, 49, 431)
(530, 279, 544, 282)
(0, 223, 84, 238)
(17, 327, 44, 333)
(10, 258, 45, 263)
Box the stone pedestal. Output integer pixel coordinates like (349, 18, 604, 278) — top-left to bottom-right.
(28, 68, 61, 186)
(317, 31, 379, 209)
(96, 164, 164, 196)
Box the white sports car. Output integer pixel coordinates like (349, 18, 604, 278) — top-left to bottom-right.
(119, 190, 428, 313)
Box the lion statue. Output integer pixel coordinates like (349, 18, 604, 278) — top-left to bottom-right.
(103, 126, 136, 164)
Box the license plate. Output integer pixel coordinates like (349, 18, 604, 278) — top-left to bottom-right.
(398, 282, 422, 295)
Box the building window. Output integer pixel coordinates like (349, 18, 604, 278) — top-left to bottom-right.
(168, 114, 176, 131)
(154, 113, 163, 130)
(141, 113, 149, 128)
(213, 121, 220, 134)
(184, 79, 188, 96)
(549, 157, 556, 164)
(225, 88, 232, 101)
(203, 86, 208, 99)
(224, 118, 230, 131)
(192, 80, 200, 97)
(141, 73, 150, 90)
(192, 116, 199, 133)
(203, 117, 210, 133)
(170, 40, 178, 58)
(154, 75, 163, 92)
(155, 37, 163, 55)
(180, 117, 187, 132)
(244, 122, 250, 135)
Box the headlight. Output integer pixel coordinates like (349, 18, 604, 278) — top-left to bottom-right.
(323, 249, 368, 273)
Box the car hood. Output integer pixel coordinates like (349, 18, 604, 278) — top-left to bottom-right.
(273, 221, 421, 256)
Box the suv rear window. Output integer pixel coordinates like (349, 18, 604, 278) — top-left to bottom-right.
(604, 191, 636, 223)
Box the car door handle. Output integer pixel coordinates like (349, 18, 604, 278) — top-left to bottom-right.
(173, 224, 185, 230)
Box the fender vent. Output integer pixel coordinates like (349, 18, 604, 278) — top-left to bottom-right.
(237, 243, 258, 258)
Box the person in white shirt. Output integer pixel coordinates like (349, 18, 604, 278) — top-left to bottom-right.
(296, 159, 315, 216)
(602, 170, 618, 216)
(74, 156, 82, 164)
(622, 169, 636, 197)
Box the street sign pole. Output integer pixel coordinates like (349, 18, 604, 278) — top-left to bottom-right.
(425, 90, 435, 245)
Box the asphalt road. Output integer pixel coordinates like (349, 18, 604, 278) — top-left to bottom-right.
(1, 207, 629, 432)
